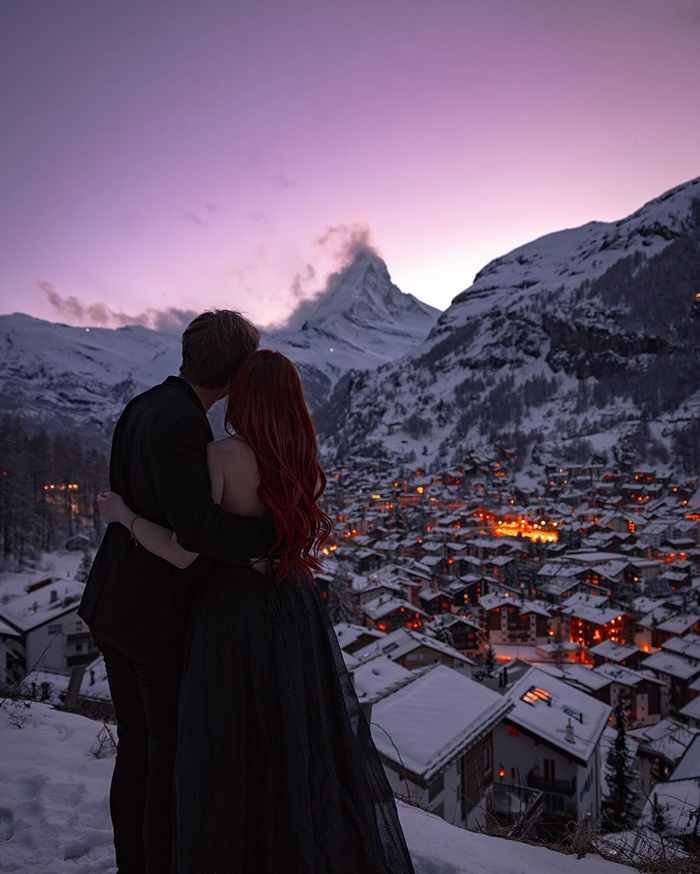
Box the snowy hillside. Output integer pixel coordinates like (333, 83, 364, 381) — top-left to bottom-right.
(0, 702, 638, 874)
(0, 251, 438, 435)
(320, 175, 700, 477)
(0, 314, 181, 438)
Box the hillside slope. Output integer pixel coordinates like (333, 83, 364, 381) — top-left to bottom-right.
(0, 702, 638, 874)
(320, 176, 700, 478)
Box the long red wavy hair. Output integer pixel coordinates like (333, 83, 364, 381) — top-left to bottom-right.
(225, 350, 333, 584)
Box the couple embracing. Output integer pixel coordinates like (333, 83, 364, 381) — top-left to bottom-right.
(78, 310, 415, 874)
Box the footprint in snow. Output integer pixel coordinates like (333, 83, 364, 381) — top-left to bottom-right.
(0, 807, 14, 841)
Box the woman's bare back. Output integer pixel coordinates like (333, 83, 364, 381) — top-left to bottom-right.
(207, 435, 273, 572)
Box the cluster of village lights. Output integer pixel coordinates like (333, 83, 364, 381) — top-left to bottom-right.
(43, 483, 79, 491)
(320, 545, 338, 556)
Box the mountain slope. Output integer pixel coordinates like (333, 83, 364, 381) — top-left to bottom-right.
(0, 314, 181, 437)
(319, 176, 700, 477)
(0, 252, 439, 435)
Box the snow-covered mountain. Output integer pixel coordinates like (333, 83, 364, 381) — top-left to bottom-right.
(319, 176, 700, 478)
(0, 251, 439, 436)
(266, 249, 440, 410)
(0, 314, 181, 439)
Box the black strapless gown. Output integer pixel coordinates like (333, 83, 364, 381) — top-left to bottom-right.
(172, 564, 416, 874)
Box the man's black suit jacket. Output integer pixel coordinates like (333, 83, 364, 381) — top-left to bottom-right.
(78, 375, 276, 646)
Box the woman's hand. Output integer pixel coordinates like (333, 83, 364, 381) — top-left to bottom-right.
(97, 491, 133, 526)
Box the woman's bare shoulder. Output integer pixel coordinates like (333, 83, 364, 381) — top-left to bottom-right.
(208, 435, 257, 467)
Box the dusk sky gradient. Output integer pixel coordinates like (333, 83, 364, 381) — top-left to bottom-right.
(2, 0, 700, 329)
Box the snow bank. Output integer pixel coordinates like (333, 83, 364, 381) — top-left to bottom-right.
(0, 702, 638, 874)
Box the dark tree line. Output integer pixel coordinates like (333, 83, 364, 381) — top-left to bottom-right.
(0, 416, 108, 567)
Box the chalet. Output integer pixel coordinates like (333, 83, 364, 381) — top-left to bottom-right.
(635, 604, 681, 651)
(479, 593, 551, 647)
(678, 677, 700, 728)
(588, 639, 646, 670)
(443, 574, 489, 609)
(361, 596, 430, 633)
(658, 569, 692, 590)
(64, 533, 90, 552)
(483, 555, 519, 586)
(352, 579, 404, 607)
(352, 548, 383, 575)
(662, 633, 700, 662)
(555, 592, 634, 648)
(465, 538, 510, 561)
(654, 612, 700, 643)
(639, 649, 700, 715)
(333, 622, 385, 655)
(424, 613, 481, 657)
(589, 661, 664, 726)
(370, 663, 513, 829)
(418, 587, 452, 616)
(352, 626, 473, 673)
(0, 581, 96, 679)
(629, 718, 700, 794)
(493, 666, 611, 839)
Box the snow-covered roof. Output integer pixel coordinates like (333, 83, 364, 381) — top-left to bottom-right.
(333, 622, 384, 650)
(678, 695, 700, 724)
(630, 718, 700, 764)
(349, 655, 413, 704)
(504, 666, 611, 765)
(558, 664, 613, 692)
(353, 626, 473, 665)
(640, 650, 700, 681)
(588, 640, 639, 661)
(0, 581, 84, 632)
(661, 634, 700, 660)
(655, 613, 700, 635)
(370, 663, 513, 780)
(0, 616, 21, 637)
(593, 661, 664, 689)
(558, 592, 622, 626)
(671, 734, 700, 781)
(361, 596, 429, 621)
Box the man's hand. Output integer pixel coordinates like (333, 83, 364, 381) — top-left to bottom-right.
(97, 491, 133, 526)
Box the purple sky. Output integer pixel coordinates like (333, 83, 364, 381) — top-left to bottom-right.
(1, 0, 699, 330)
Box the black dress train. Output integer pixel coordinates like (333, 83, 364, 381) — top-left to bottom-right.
(172, 563, 417, 874)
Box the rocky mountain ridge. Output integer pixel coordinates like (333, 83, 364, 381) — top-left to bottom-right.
(318, 176, 700, 480)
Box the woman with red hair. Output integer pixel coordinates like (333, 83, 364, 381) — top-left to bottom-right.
(98, 350, 415, 874)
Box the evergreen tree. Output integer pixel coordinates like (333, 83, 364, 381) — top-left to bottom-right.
(325, 570, 357, 625)
(75, 551, 93, 583)
(483, 644, 497, 677)
(602, 693, 641, 831)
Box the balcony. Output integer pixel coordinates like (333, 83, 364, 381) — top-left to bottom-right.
(488, 782, 544, 832)
(527, 770, 576, 796)
(66, 631, 93, 644)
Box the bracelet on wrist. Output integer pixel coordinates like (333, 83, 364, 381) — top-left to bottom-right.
(129, 514, 143, 545)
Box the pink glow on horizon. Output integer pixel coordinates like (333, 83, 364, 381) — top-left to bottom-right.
(1, 0, 699, 329)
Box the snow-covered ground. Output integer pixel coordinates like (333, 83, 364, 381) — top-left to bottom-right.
(0, 550, 88, 602)
(0, 702, 640, 874)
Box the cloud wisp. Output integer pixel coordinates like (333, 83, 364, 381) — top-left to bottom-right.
(38, 281, 197, 334)
(272, 223, 382, 331)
